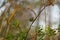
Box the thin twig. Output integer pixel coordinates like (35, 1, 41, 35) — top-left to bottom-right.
(5, 9, 17, 37)
(7, 9, 17, 24)
(24, 5, 46, 40)
(0, 5, 11, 33)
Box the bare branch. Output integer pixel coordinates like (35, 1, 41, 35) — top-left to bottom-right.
(24, 5, 47, 40)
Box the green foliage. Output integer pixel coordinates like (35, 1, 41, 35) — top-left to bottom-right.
(17, 30, 27, 40)
(45, 26, 56, 36)
(11, 18, 19, 27)
(37, 25, 56, 40)
(0, 0, 59, 40)
(37, 26, 45, 40)
(5, 33, 15, 40)
(58, 24, 60, 32)
(4, 18, 28, 40)
(4, 26, 27, 40)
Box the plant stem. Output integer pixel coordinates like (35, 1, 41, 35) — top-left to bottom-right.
(24, 5, 46, 40)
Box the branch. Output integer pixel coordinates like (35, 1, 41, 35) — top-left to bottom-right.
(24, 5, 47, 40)
(7, 9, 17, 24)
(0, 5, 11, 33)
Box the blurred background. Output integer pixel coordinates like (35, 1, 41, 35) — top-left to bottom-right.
(0, 0, 60, 40)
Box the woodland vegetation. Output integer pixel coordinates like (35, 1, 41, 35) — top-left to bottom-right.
(0, 0, 60, 40)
